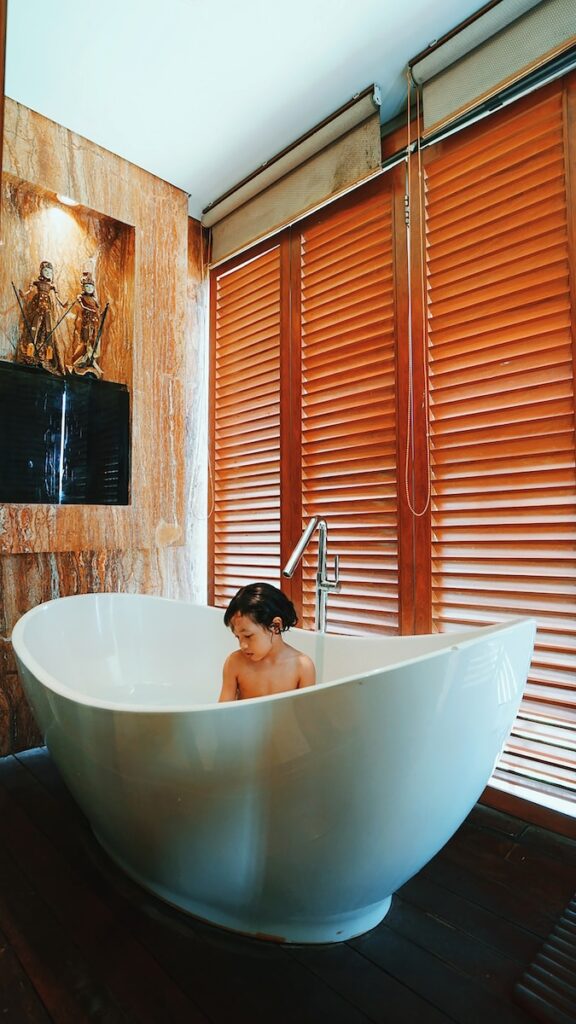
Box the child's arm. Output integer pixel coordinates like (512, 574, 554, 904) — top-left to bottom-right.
(298, 655, 316, 689)
(218, 653, 239, 702)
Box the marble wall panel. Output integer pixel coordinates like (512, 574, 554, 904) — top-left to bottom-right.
(1, 98, 188, 554)
(0, 101, 209, 755)
(0, 0, 5, 235)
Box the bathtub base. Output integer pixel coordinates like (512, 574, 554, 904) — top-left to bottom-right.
(95, 830, 392, 944)
(148, 886, 393, 945)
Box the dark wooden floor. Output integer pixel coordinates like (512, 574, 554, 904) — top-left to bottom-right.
(0, 749, 575, 1024)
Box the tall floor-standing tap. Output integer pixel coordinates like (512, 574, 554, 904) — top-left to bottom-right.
(282, 517, 340, 632)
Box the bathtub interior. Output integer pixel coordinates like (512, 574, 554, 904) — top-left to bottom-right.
(14, 592, 529, 709)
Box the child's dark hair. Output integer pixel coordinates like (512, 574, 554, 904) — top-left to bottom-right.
(224, 582, 298, 632)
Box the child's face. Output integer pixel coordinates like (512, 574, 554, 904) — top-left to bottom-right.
(230, 612, 278, 662)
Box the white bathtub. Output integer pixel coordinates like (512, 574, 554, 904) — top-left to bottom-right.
(12, 593, 535, 944)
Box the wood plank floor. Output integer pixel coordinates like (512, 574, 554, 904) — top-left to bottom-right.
(0, 748, 575, 1024)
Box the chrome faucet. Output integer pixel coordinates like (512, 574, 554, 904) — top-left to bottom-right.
(282, 516, 340, 632)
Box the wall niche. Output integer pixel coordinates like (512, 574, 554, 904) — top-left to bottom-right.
(0, 176, 134, 510)
(0, 174, 134, 386)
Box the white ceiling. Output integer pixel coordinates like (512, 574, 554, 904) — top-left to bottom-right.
(5, 0, 483, 219)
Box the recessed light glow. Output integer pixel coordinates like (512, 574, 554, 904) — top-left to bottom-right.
(57, 194, 78, 206)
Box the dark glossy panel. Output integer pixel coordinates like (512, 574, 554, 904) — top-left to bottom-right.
(0, 360, 130, 505)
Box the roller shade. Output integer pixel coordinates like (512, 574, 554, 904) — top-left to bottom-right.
(411, 0, 576, 137)
(204, 86, 382, 266)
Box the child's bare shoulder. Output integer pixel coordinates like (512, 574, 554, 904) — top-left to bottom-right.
(223, 650, 242, 672)
(286, 644, 313, 663)
(294, 649, 313, 665)
(295, 649, 315, 686)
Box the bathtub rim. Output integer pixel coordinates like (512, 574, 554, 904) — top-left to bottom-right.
(12, 592, 537, 715)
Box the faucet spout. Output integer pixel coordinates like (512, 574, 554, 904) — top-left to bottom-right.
(282, 516, 339, 632)
(282, 516, 319, 578)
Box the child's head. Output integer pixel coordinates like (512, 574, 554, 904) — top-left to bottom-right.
(224, 582, 298, 633)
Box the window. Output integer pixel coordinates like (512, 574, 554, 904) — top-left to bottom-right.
(298, 183, 400, 632)
(210, 177, 405, 634)
(210, 73, 576, 803)
(210, 245, 282, 606)
(423, 81, 576, 801)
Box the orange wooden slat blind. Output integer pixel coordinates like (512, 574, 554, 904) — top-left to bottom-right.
(298, 186, 400, 634)
(211, 246, 282, 607)
(425, 83, 576, 799)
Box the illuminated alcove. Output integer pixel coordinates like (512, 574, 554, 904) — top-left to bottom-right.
(0, 175, 134, 506)
(0, 174, 134, 385)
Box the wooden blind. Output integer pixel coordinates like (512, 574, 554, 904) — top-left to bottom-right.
(210, 246, 282, 607)
(298, 186, 400, 634)
(425, 83, 576, 800)
(210, 180, 401, 633)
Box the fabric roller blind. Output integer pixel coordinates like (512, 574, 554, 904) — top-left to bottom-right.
(411, 0, 576, 137)
(204, 87, 382, 266)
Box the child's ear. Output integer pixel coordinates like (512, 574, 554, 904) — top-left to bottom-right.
(271, 616, 282, 634)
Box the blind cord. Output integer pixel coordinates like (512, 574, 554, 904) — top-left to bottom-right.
(404, 69, 431, 519)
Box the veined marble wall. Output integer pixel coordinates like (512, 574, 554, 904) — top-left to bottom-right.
(0, 100, 208, 754)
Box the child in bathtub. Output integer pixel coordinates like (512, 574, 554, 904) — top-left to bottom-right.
(218, 582, 316, 701)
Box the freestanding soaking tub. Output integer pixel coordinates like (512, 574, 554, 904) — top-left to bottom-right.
(12, 593, 535, 944)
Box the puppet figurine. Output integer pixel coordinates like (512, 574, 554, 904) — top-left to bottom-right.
(16, 261, 70, 374)
(68, 272, 108, 379)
